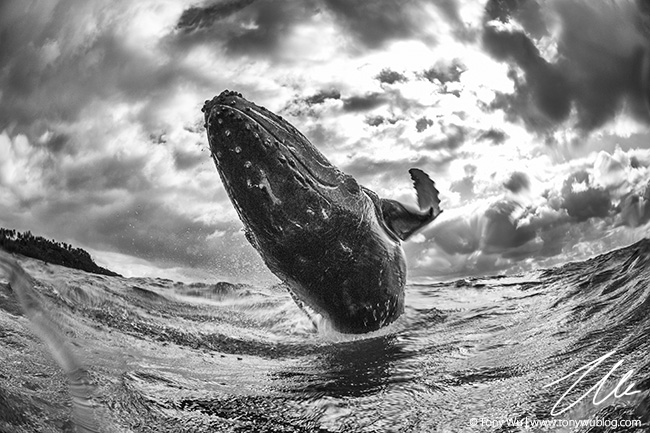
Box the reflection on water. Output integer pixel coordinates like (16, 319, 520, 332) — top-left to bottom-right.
(1, 240, 650, 432)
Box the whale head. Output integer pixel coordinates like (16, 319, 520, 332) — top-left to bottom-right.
(202, 90, 372, 242)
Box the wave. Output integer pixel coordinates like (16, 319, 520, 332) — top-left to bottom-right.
(0, 239, 649, 432)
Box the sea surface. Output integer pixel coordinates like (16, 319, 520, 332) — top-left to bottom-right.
(1, 240, 649, 432)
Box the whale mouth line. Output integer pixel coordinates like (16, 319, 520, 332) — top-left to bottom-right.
(214, 103, 340, 189)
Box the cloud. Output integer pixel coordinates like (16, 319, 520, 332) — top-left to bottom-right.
(0, 1, 214, 146)
(560, 171, 612, 221)
(421, 59, 465, 84)
(1, 0, 649, 284)
(450, 176, 475, 203)
(342, 154, 445, 188)
(176, 0, 256, 31)
(365, 115, 400, 127)
(376, 68, 408, 85)
(342, 92, 388, 112)
(482, 0, 650, 136)
(422, 124, 466, 150)
(322, 0, 435, 48)
(304, 89, 341, 106)
(173, 0, 317, 58)
(477, 128, 507, 145)
(482, 201, 537, 253)
(482, 27, 571, 128)
(407, 147, 650, 278)
(503, 172, 530, 193)
(415, 117, 434, 133)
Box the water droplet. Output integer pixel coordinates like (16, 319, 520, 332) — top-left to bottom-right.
(217, 118, 223, 124)
(216, 151, 222, 158)
(234, 146, 242, 153)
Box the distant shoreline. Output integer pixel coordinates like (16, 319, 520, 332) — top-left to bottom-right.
(0, 227, 121, 277)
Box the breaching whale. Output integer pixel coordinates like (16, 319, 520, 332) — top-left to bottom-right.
(202, 90, 442, 333)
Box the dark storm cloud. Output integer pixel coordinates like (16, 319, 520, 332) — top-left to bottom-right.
(484, 0, 549, 39)
(560, 171, 612, 221)
(432, 0, 464, 29)
(364, 115, 398, 127)
(415, 117, 434, 132)
(0, 3, 213, 145)
(305, 89, 341, 106)
(482, 0, 650, 135)
(376, 68, 408, 85)
(225, 1, 312, 55)
(173, 0, 316, 57)
(177, 0, 257, 30)
(282, 89, 342, 119)
(477, 128, 507, 145)
(482, 25, 571, 126)
(482, 201, 536, 253)
(503, 172, 530, 193)
(43, 133, 69, 154)
(322, 0, 434, 48)
(342, 93, 388, 112)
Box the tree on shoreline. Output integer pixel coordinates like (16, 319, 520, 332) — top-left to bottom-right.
(0, 228, 121, 277)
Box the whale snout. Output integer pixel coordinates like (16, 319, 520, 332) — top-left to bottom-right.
(202, 90, 271, 159)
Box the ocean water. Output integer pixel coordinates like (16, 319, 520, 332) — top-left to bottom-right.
(0, 240, 649, 432)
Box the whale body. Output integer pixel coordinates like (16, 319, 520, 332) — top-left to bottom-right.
(203, 90, 441, 333)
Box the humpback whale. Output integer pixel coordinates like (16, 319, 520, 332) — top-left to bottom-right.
(203, 90, 442, 333)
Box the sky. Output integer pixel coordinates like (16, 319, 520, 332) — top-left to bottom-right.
(1, 0, 650, 284)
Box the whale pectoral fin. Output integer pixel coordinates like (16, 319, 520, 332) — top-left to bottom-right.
(409, 168, 441, 215)
(380, 199, 438, 241)
(380, 168, 442, 241)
